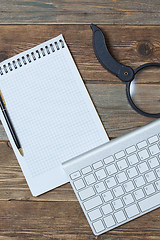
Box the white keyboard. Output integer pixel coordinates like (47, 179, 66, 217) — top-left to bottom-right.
(63, 119, 160, 235)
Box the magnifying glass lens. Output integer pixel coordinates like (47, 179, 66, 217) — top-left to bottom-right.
(130, 66, 160, 114)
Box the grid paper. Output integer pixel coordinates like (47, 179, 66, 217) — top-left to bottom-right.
(0, 35, 109, 196)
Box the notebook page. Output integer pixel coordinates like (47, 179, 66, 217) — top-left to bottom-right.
(0, 35, 109, 196)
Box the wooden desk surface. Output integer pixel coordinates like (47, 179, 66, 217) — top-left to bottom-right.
(0, 2, 160, 240)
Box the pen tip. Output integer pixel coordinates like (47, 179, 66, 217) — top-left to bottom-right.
(19, 148, 23, 156)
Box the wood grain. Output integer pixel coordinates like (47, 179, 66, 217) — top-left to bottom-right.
(0, 24, 160, 239)
(0, 142, 76, 202)
(1, 0, 160, 24)
(0, 200, 160, 240)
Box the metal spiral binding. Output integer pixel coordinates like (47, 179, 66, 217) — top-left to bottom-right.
(0, 39, 65, 76)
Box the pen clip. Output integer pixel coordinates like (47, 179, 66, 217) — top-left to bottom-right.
(0, 91, 6, 105)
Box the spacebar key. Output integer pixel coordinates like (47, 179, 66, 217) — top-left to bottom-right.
(139, 192, 160, 212)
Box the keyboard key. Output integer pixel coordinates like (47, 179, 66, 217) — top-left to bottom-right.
(113, 186, 124, 197)
(123, 194, 134, 205)
(93, 220, 105, 233)
(148, 157, 159, 169)
(104, 156, 114, 165)
(145, 171, 156, 183)
(155, 168, 160, 177)
(106, 164, 117, 175)
(137, 162, 149, 173)
(124, 181, 134, 192)
(102, 191, 113, 202)
(127, 167, 138, 178)
(125, 204, 139, 218)
(116, 172, 127, 183)
(70, 171, 81, 180)
(83, 196, 102, 211)
(148, 135, 158, 144)
(134, 189, 144, 200)
(137, 140, 147, 149)
(93, 160, 103, 169)
(85, 174, 96, 185)
(95, 169, 106, 180)
(79, 187, 95, 200)
(149, 144, 160, 156)
(115, 150, 125, 159)
(117, 159, 128, 170)
(155, 180, 160, 190)
(126, 146, 136, 155)
(144, 184, 155, 195)
(134, 176, 145, 187)
(95, 182, 106, 193)
(104, 215, 115, 228)
(82, 166, 92, 175)
(106, 177, 116, 188)
(128, 154, 139, 165)
(138, 149, 149, 160)
(74, 179, 85, 190)
(88, 208, 102, 221)
(114, 210, 126, 223)
(138, 192, 160, 212)
(112, 199, 123, 210)
(101, 204, 112, 215)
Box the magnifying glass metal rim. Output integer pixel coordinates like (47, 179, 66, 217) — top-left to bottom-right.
(126, 63, 160, 118)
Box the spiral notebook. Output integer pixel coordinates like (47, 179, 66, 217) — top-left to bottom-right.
(0, 34, 109, 196)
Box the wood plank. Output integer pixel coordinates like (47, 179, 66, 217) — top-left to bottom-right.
(0, 24, 159, 240)
(0, 200, 160, 240)
(0, 25, 159, 240)
(0, 24, 159, 140)
(0, 142, 76, 201)
(1, 0, 160, 24)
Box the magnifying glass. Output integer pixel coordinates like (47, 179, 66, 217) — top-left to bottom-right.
(91, 24, 160, 118)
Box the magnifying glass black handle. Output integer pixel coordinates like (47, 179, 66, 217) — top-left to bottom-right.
(91, 24, 160, 118)
(90, 24, 134, 82)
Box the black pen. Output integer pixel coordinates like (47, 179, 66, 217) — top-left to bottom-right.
(0, 91, 23, 156)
